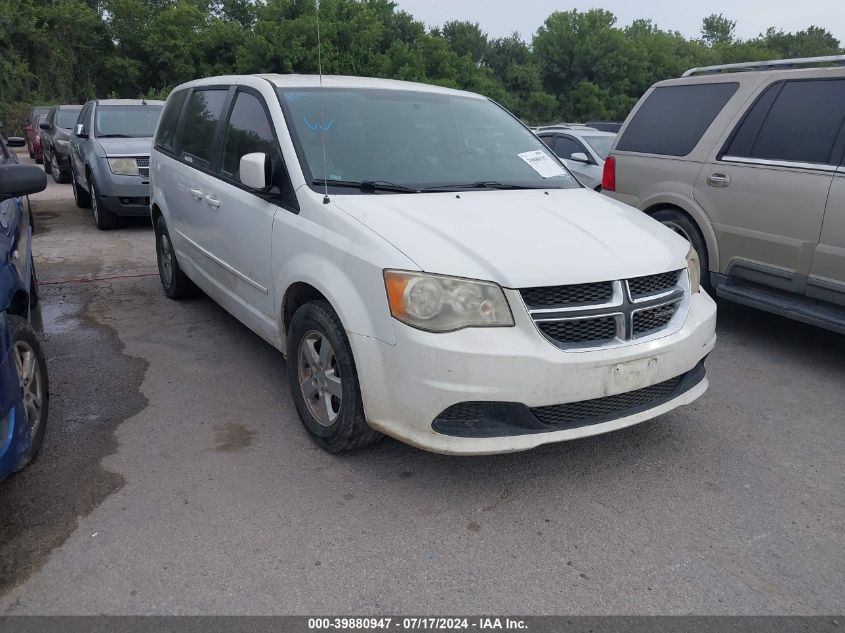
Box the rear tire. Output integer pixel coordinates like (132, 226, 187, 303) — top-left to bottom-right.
(8, 315, 49, 472)
(90, 177, 117, 230)
(650, 208, 711, 293)
(154, 215, 198, 299)
(287, 300, 383, 453)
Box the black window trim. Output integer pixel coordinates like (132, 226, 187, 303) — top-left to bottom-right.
(215, 85, 299, 213)
(720, 77, 845, 172)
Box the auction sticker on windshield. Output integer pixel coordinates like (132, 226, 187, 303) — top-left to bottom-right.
(517, 150, 566, 178)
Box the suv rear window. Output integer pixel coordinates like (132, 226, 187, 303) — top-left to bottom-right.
(617, 83, 738, 156)
(155, 89, 188, 155)
(724, 79, 845, 165)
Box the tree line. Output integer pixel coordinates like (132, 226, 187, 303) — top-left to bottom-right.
(1, 0, 842, 133)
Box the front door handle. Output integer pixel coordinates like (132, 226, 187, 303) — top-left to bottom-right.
(204, 194, 221, 208)
(189, 187, 204, 199)
(706, 172, 731, 187)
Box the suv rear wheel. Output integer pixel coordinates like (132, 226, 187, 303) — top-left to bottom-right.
(154, 216, 198, 299)
(651, 208, 711, 292)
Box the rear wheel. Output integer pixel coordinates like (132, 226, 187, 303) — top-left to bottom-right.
(154, 215, 198, 299)
(287, 300, 382, 453)
(8, 315, 49, 472)
(651, 208, 711, 292)
(90, 177, 117, 230)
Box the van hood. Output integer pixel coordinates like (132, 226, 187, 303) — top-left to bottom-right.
(332, 188, 689, 288)
(96, 137, 153, 156)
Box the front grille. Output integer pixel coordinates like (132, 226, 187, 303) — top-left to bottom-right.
(520, 282, 613, 308)
(633, 303, 678, 337)
(628, 271, 680, 299)
(136, 157, 150, 178)
(522, 270, 686, 350)
(531, 373, 684, 426)
(539, 317, 617, 345)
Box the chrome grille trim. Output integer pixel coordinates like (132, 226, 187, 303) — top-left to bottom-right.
(520, 270, 689, 351)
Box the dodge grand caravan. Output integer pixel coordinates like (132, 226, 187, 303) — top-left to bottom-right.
(603, 56, 845, 334)
(150, 75, 717, 455)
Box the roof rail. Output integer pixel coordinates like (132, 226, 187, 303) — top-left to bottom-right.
(682, 55, 845, 77)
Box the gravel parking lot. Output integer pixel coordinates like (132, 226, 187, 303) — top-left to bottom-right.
(0, 150, 843, 615)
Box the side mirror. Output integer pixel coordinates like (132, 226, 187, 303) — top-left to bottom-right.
(240, 153, 268, 190)
(570, 152, 590, 163)
(0, 165, 48, 201)
(39, 121, 50, 130)
(75, 124, 88, 138)
(5, 137, 25, 148)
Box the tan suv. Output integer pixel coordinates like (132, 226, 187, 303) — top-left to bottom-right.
(603, 56, 845, 334)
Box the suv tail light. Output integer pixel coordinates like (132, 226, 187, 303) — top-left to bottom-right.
(601, 156, 616, 192)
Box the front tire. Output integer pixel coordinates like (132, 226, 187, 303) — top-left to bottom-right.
(90, 177, 117, 230)
(651, 208, 711, 293)
(72, 168, 91, 208)
(8, 315, 49, 472)
(287, 300, 382, 453)
(50, 156, 68, 184)
(154, 216, 198, 299)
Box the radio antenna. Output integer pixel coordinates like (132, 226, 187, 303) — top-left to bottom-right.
(316, 0, 330, 204)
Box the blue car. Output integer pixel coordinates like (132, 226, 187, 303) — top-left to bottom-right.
(0, 132, 49, 480)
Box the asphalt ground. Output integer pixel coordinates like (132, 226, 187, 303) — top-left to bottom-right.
(0, 150, 842, 614)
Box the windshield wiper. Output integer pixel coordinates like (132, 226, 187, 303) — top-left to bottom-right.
(421, 181, 548, 192)
(312, 179, 420, 193)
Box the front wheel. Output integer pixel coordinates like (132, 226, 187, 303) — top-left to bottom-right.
(651, 208, 711, 293)
(50, 155, 68, 184)
(90, 177, 117, 230)
(72, 168, 91, 208)
(154, 216, 198, 299)
(287, 300, 382, 453)
(8, 315, 49, 472)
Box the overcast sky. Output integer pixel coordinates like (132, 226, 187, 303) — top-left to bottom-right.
(393, 0, 845, 44)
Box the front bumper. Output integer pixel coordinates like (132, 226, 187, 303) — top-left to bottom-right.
(96, 175, 151, 217)
(349, 290, 717, 455)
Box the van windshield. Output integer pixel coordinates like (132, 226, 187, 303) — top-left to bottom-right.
(95, 105, 163, 138)
(278, 88, 579, 192)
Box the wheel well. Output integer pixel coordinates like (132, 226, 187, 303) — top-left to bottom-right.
(283, 282, 327, 334)
(645, 203, 712, 269)
(8, 290, 29, 317)
(150, 203, 162, 226)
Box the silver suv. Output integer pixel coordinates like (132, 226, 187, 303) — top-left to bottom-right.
(603, 56, 845, 334)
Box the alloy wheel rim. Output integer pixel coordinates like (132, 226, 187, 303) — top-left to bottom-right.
(159, 232, 174, 286)
(13, 340, 43, 441)
(297, 330, 342, 427)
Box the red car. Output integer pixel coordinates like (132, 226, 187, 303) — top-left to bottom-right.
(25, 107, 50, 164)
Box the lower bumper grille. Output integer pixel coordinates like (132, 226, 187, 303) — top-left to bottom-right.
(431, 361, 706, 438)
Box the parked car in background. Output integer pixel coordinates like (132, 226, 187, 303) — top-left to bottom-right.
(69, 99, 164, 229)
(40, 104, 82, 183)
(31, 116, 46, 165)
(25, 107, 50, 163)
(0, 138, 49, 480)
(150, 75, 715, 455)
(603, 56, 845, 334)
(586, 121, 622, 133)
(538, 128, 616, 190)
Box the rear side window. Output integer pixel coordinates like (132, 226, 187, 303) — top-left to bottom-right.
(180, 89, 228, 169)
(617, 83, 738, 156)
(219, 91, 279, 182)
(724, 79, 845, 165)
(155, 89, 188, 155)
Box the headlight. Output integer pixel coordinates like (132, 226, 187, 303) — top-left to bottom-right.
(107, 157, 139, 176)
(686, 246, 701, 293)
(384, 270, 514, 332)
(55, 139, 70, 149)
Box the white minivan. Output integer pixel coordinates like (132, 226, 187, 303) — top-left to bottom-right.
(149, 74, 717, 455)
